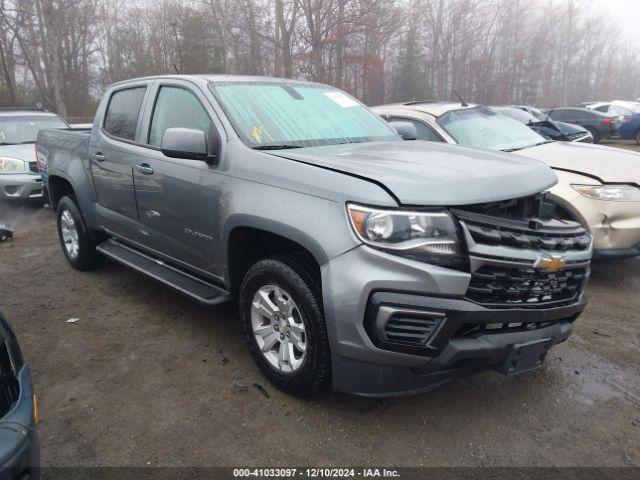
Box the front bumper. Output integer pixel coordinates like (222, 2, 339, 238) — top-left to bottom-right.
(548, 173, 640, 258)
(0, 174, 44, 201)
(0, 365, 39, 480)
(332, 292, 583, 397)
(322, 244, 589, 397)
(565, 197, 640, 257)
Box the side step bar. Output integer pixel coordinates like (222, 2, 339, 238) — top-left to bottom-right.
(96, 239, 231, 306)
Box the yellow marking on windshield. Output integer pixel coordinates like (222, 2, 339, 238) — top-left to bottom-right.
(250, 126, 274, 144)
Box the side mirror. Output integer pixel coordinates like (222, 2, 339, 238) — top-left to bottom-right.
(161, 127, 210, 160)
(389, 121, 417, 140)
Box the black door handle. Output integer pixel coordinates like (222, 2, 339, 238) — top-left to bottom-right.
(91, 152, 105, 162)
(134, 163, 154, 175)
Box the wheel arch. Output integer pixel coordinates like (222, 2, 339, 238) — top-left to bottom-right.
(48, 174, 76, 210)
(224, 220, 327, 293)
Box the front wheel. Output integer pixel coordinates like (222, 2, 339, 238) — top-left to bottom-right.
(56, 196, 104, 270)
(239, 255, 331, 397)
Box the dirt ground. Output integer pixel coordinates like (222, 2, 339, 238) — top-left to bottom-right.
(1, 140, 639, 468)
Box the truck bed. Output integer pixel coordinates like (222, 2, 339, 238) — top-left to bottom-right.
(37, 128, 91, 175)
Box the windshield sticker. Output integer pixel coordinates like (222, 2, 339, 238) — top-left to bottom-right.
(324, 91, 359, 108)
(250, 126, 274, 144)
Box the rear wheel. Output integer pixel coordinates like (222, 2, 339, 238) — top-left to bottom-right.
(586, 127, 599, 143)
(239, 255, 330, 397)
(56, 196, 104, 270)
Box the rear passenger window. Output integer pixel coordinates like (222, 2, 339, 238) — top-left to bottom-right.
(103, 87, 146, 141)
(148, 87, 212, 147)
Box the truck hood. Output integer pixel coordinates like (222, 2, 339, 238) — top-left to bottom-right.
(0, 143, 36, 162)
(513, 141, 640, 184)
(270, 141, 556, 206)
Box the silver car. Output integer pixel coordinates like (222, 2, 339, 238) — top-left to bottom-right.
(0, 108, 68, 202)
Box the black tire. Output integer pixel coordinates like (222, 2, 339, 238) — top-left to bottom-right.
(56, 195, 105, 271)
(635, 128, 640, 146)
(586, 127, 599, 144)
(239, 255, 331, 397)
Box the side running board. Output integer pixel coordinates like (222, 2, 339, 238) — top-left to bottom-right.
(96, 239, 231, 306)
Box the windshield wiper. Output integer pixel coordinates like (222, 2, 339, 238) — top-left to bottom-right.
(502, 139, 552, 152)
(0, 142, 16, 145)
(251, 144, 304, 150)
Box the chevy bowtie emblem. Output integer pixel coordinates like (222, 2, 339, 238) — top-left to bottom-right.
(535, 255, 567, 272)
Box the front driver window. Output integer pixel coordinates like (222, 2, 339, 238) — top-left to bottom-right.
(388, 116, 442, 142)
(148, 86, 212, 147)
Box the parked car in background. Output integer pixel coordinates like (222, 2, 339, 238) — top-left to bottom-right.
(619, 113, 640, 144)
(544, 107, 621, 143)
(0, 311, 39, 479)
(0, 107, 68, 203)
(586, 100, 640, 117)
(372, 102, 640, 258)
(38, 75, 592, 397)
(495, 106, 593, 143)
(587, 101, 640, 145)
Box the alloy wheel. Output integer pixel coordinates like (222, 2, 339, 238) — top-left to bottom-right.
(251, 284, 307, 373)
(60, 209, 80, 259)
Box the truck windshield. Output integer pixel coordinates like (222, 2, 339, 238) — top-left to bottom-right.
(210, 81, 398, 148)
(437, 106, 549, 152)
(0, 115, 68, 144)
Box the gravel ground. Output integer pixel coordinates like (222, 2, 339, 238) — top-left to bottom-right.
(0, 140, 639, 468)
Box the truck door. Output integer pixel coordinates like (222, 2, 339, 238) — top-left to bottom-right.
(131, 82, 223, 276)
(90, 84, 149, 239)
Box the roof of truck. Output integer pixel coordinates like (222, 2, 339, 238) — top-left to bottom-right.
(111, 74, 322, 88)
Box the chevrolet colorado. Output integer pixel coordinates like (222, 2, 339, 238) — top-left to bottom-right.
(37, 75, 592, 397)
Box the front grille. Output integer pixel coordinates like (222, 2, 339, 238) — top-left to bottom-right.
(29, 161, 39, 174)
(0, 340, 19, 417)
(455, 319, 562, 338)
(460, 213, 591, 252)
(383, 313, 442, 348)
(452, 199, 591, 309)
(467, 264, 587, 307)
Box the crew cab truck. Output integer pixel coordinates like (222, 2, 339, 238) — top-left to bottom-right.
(37, 75, 592, 397)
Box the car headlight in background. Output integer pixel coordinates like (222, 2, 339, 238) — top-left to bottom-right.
(0, 156, 26, 174)
(347, 204, 464, 267)
(572, 184, 640, 202)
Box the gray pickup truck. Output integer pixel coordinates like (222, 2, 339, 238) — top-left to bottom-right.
(37, 75, 592, 397)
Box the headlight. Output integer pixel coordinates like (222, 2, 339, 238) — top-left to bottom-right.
(572, 184, 640, 202)
(0, 156, 26, 174)
(347, 204, 464, 267)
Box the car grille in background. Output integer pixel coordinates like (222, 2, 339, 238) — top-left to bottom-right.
(0, 340, 19, 417)
(29, 161, 39, 174)
(383, 313, 442, 348)
(466, 265, 587, 307)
